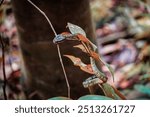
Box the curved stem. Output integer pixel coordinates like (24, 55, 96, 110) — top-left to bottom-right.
(57, 45, 70, 98)
(27, 0, 57, 36)
(27, 0, 70, 98)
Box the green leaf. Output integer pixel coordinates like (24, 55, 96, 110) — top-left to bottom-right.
(78, 95, 113, 100)
(140, 74, 150, 80)
(134, 84, 150, 96)
(140, 13, 150, 18)
(67, 22, 86, 37)
(48, 97, 72, 100)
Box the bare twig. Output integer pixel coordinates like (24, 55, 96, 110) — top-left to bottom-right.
(57, 45, 70, 98)
(27, 0, 57, 36)
(27, 0, 70, 98)
(0, 34, 7, 100)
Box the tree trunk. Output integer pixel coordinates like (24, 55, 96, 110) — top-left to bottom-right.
(11, 0, 95, 99)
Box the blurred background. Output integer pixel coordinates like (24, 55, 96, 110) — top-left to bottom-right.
(0, 0, 150, 99)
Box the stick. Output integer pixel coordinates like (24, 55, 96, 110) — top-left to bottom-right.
(27, 0, 70, 98)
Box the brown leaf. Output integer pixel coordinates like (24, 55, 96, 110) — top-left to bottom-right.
(64, 55, 94, 74)
(73, 44, 87, 53)
(76, 34, 97, 51)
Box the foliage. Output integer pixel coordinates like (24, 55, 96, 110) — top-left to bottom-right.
(92, 0, 150, 99)
(134, 85, 150, 96)
(78, 95, 113, 100)
(48, 95, 113, 100)
(53, 22, 126, 100)
(48, 97, 72, 100)
(0, 0, 150, 100)
(0, 1, 25, 100)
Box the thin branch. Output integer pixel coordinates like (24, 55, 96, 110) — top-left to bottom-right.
(57, 45, 70, 98)
(27, 0, 70, 97)
(0, 34, 7, 100)
(27, 0, 57, 36)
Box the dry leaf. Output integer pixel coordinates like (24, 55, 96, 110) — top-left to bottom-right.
(73, 44, 87, 53)
(76, 34, 97, 51)
(64, 55, 94, 74)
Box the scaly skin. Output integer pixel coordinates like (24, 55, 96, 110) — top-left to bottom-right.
(90, 57, 108, 83)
